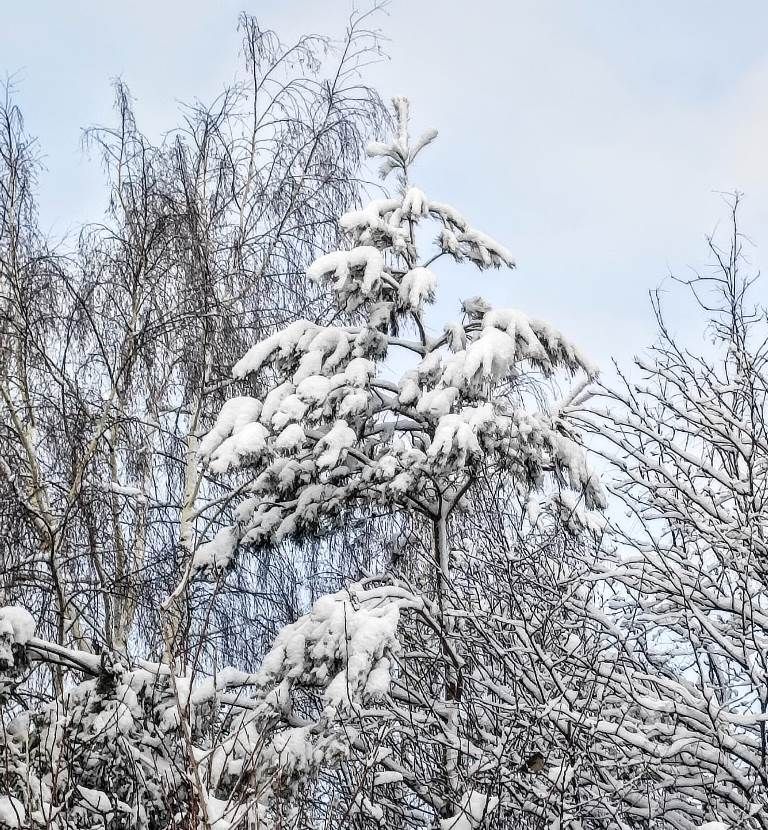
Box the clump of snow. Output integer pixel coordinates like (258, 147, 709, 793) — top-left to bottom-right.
(401, 187, 429, 218)
(91, 700, 135, 738)
(0, 606, 36, 644)
(416, 387, 458, 420)
(232, 319, 316, 379)
(307, 246, 385, 301)
(399, 266, 437, 311)
(440, 791, 499, 830)
(483, 308, 592, 374)
(192, 527, 238, 574)
(198, 396, 262, 458)
(372, 770, 403, 786)
(340, 198, 407, 249)
(0, 796, 25, 828)
(456, 228, 515, 269)
(208, 422, 269, 474)
(204, 794, 257, 830)
(344, 357, 375, 388)
(76, 785, 131, 818)
(443, 321, 467, 352)
(260, 382, 295, 427)
(256, 588, 401, 716)
(429, 405, 496, 470)
(271, 394, 308, 430)
(274, 423, 306, 453)
(442, 327, 517, 389)
(339, 389, 369, 418)
(199, 397, 268, 474)
(315, 421, 356, 470)
(296, 374, 333, 405)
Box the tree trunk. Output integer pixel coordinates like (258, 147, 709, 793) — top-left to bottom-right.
(434, 511, 461, 810)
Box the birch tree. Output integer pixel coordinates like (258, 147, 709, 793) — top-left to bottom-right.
(0, 12, 384, 667)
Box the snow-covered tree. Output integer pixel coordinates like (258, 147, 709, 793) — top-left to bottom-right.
(0, 591, 414, 829)
(0, 13, 384, 668)
(194, 97, 606, 827)
(577, 201, 768, 828)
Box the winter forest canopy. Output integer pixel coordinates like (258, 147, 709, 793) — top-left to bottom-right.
(2, 9, 768, 830)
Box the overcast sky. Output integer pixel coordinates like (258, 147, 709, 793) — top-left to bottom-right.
(4, 1, 768, 371)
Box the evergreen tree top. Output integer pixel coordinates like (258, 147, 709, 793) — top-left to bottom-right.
(195, 98, 604, 575)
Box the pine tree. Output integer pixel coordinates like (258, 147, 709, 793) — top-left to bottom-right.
(195, 97, 605, 826)
(196, 94, 602, 587)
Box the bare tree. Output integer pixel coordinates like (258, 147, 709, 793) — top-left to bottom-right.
(0, 12, 386, 827)
(575, 197, 768, 828)
(0, 12, 384, 663)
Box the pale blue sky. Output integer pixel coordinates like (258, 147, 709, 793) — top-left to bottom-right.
(4, 1, 768, 371)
